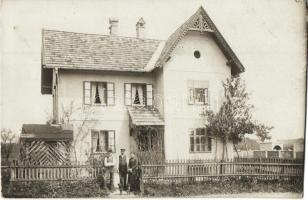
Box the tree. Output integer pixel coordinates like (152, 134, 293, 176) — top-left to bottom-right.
(202, 76, 273, 160)
(1, 128, 16, 161)
(60, 101, 97, 163)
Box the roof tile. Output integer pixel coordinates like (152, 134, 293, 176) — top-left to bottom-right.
(42, 30, 162, 71)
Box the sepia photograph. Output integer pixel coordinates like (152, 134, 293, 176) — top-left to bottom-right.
(0, 0, 306, 198)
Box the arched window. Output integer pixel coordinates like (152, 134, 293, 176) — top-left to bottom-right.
(273, 145, 282, 151)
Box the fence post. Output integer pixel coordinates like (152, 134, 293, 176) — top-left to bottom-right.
(219, 160, 223, 175)
(10, 160, 16, 181)
(140, 164, 144, 195)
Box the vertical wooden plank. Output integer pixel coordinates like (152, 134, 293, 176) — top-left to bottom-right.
(64, 167, 66, 180)
(49, 167, 51, 180)
(11, 162, 15, 181)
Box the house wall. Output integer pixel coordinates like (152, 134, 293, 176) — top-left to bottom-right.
(162, 31, 233, 160)
(153, 67, 165, 117)
(259, 142, 273, 151)
(57, 70, 155, 162)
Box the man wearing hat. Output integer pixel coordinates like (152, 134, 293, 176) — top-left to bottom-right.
(103, 148, 115, 191)
(118, 148, 128, 194)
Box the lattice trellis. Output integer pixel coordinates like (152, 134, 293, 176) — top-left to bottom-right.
(20, 140, 71, 165)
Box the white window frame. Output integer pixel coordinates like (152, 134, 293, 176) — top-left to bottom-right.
(91, 130, 116, 153)
(189, 128, 212, 153)
(188, 80, 209, 105)
(83, 81, 115, 106)
(124, 83, 153, 107)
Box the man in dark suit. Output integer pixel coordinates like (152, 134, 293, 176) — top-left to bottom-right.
(118, 148, 128, 193)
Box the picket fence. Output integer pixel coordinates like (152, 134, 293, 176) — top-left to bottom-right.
(141, 158, 304, 182)
(10, 161, 104, 181)
(9, 158, 304, 182)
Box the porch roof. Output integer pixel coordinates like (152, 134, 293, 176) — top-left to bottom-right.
(128, 107, 164, 126)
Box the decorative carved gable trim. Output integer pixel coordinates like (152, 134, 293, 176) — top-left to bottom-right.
(189, 13, 214, 32)
(155, 6, 245, 76)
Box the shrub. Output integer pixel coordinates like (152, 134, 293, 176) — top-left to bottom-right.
(2, 180, 108, 198)
(143, 177, 303, 197)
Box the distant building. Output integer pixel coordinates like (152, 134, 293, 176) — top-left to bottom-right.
(259, 142, 283, 151)
(257, 139, 304, 159)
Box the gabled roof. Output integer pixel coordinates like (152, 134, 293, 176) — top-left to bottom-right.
(128, 107, 164, 126)
(42, 30, 163, 72)
(155, 6, 245, 75)
(41, 6, 245, 94)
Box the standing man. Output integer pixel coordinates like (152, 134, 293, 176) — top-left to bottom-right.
(118, 148, 128, 194)
(104, 148, 115, 191)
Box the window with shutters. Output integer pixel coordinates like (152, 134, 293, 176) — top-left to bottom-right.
(91, 130, 115, 153)
(83, 81, 115, 106)
(188, 80, 209, 105)
(189, 128, 212, 152)
(124, 83, 153, 106)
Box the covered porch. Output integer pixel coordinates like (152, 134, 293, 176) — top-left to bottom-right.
(128, 107, 165, 163)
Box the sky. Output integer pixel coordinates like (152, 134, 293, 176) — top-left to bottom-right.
(0, 0, 306, 141)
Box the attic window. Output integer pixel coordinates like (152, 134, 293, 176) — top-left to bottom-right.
(194, 50, 201, 59)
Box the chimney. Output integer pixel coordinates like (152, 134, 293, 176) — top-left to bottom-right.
(136, 17, 146, 38)
(109, 18, 119, 36)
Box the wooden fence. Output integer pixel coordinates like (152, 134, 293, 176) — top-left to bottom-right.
(9, 158, 304, 182)
(141, 158, 304, 183)
(10, 161, 105, 181)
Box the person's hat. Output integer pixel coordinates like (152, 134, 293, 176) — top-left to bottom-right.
(120, 148, 126, 151)
(108, 148, 113, 152)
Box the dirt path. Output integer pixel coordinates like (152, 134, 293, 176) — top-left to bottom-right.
(109, 189, 138, 198)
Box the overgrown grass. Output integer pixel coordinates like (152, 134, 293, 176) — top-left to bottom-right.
(143, 177, 303, 197)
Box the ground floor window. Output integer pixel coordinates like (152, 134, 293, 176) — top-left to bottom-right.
(189, 128, 211, 152)
(91, 130, 115, 153)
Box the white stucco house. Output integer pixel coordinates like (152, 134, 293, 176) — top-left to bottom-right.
(38, 6, 245, 163)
